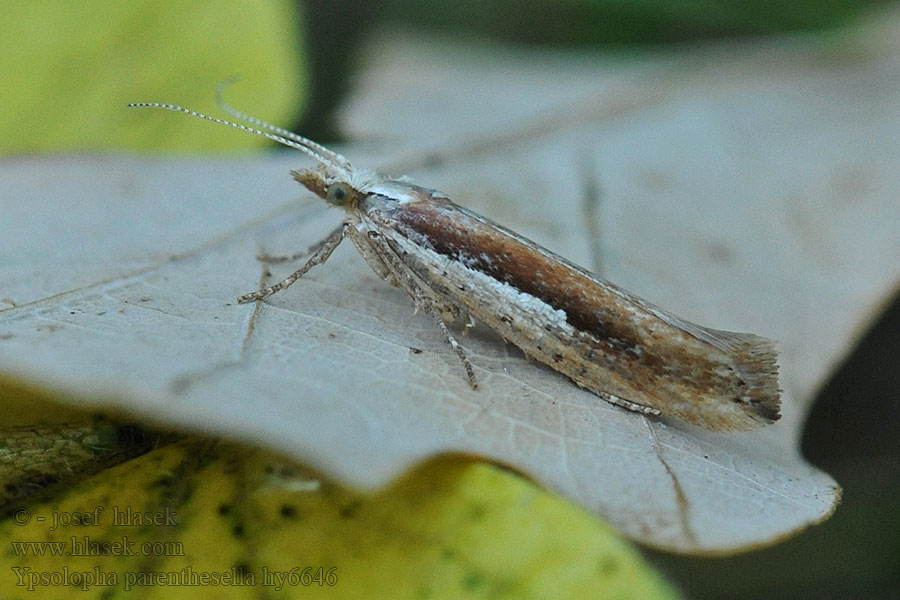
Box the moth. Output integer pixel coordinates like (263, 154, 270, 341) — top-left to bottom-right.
(129, 98, 781, 431)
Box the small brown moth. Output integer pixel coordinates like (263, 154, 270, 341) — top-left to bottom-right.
(129, 98, 780, 431)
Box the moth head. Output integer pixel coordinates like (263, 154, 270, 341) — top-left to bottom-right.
(128, 82, 368, 210)
(291, 168, 362, 210)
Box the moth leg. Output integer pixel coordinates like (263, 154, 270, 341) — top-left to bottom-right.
(238, 224, 347, 304)
(256, 224, 345, 263)
(346, 229, 400, 287)
(597, 392, 661, 417)
(366, 231, 478, 390)
(409, 288, 467, 330)
(418, 293, 478, 390)
(430, 300, 463, 325)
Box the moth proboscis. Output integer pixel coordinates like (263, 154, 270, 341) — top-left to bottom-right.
(128, 95, 781, 432)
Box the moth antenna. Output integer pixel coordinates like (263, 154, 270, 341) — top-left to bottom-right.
(214, 78, 353, 171)
(126, 101, 349, 174)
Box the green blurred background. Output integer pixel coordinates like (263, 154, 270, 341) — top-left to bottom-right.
(0, 0, 891, 152)
(2, 1, 898, 598)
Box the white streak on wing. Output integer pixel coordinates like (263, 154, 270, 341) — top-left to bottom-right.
(381, 228, 573, 334)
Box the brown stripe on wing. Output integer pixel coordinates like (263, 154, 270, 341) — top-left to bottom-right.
(391, 200, 652, 357)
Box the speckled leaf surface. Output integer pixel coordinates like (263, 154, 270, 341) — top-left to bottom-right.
(5, 13, 900, 553)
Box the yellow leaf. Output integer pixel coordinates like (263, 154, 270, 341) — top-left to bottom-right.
(0, 414, 676, 598)
(0, 0, 305, 153)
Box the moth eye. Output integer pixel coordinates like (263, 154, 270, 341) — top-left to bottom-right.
(326, 182, 353, 206)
